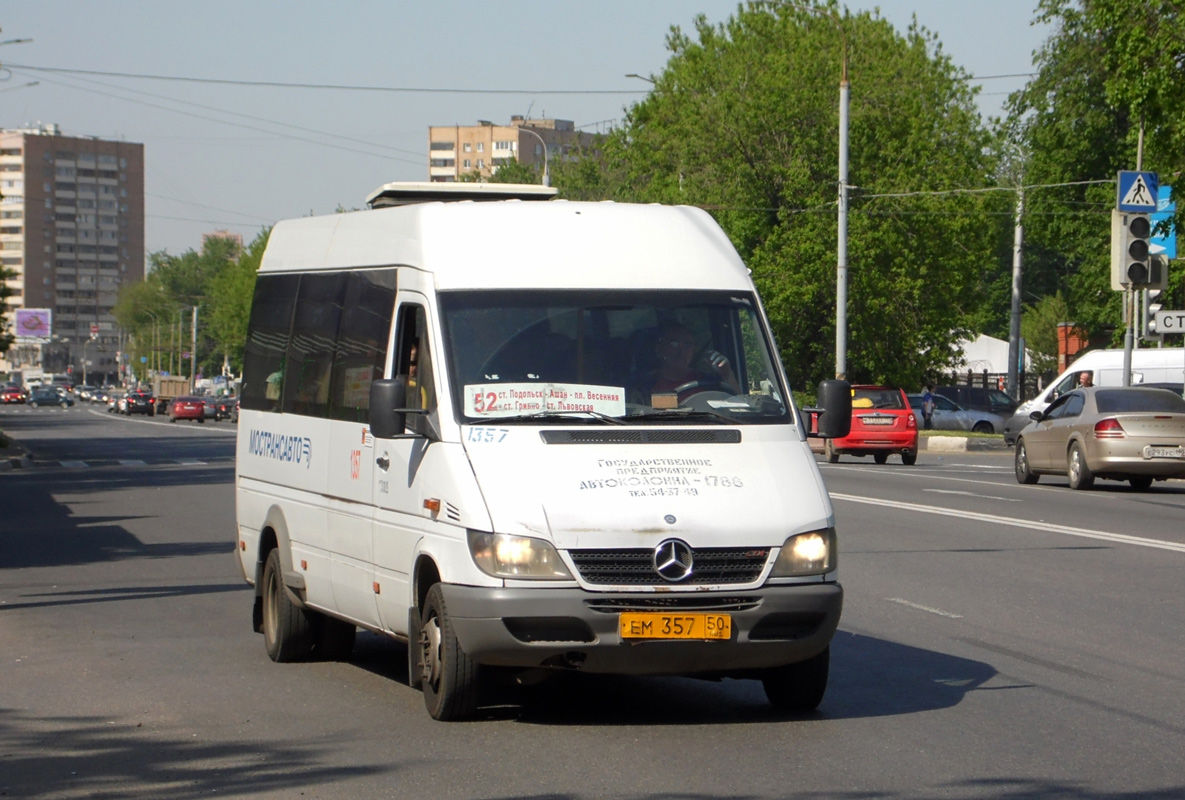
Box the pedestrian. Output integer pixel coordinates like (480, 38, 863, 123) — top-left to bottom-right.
(921, 384, 935, 430)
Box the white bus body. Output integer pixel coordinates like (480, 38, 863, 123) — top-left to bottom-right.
(235, 189, 850, 720)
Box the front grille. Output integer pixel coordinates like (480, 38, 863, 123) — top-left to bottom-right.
(570, 547, 770, 586)
(586, 596, 762, 613)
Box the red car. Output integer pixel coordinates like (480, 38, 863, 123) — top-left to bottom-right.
(823, 385, 918, 465)
(168, 395, 207, 423)
(2, 385, 26, 404)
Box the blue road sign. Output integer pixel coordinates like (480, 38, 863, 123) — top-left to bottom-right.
(1150, 185, 1176, 259)
(1118, 170, 1158, 212)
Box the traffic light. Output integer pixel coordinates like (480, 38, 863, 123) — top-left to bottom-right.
(1143, 255, 1169, 338)
(1110, 210, 1153, 289)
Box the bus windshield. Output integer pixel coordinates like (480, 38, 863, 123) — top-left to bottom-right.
(438, 289, 792, 425)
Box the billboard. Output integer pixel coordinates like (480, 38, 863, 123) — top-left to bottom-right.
(14, 308, 52, 340)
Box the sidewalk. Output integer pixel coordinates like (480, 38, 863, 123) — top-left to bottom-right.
(0, 434, 33, 471)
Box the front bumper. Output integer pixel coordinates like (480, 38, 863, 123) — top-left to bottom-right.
(440, 582, 843, 675)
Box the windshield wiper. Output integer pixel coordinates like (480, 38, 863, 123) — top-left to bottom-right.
(481, 409, 627, 425)
(626, 408, 735, 424)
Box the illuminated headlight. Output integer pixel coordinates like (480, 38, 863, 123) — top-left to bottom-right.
(770, 528, 836, 577)
(468, 531, 573, 580)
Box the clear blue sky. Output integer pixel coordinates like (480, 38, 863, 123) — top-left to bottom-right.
(1, 1, 1049, 258)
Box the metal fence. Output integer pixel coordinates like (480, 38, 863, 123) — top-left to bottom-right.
(940, 370, 1049, 403)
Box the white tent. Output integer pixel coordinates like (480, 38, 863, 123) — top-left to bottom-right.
(953, 334, 1032, 373)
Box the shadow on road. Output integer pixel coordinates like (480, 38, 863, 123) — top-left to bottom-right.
(0, 465, 234, 569)
(0, 707, 389, 800)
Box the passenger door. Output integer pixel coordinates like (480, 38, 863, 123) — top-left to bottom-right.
(371, 294, 438, 634)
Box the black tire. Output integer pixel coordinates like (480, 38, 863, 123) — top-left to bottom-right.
(972, 421, 994, 434)
(169, 416, 177, 423)
(824, 440, 840, 464)
(61, 401, 69, 409)
(901, 452, 918, 466)
(1015, 439, 1039, 484)
(1129, 476, 1154, 491)
(198, 417, 205, 423)
(312, 615, 356, 661)
(419, 583, 481, 721)
(1067, 441, 1095, 490)
(763, 646, 830, 712)
(407, 606, 424, 691)
(262, 548, 314, 662)
(873, 452, 889, 465)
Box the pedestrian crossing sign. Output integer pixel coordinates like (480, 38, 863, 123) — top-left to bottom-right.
(1117, 170, 1158, 212)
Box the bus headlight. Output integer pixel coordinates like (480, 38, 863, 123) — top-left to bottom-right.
(770, 528, 836, 577)
(468, 531, 573, 580)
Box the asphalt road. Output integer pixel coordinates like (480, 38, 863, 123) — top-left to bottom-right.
(2, 406, 1183, 799)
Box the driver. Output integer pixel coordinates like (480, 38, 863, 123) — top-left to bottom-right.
(649, 323, 740, 398)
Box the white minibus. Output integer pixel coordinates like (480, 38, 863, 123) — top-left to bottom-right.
(234, 183, 851, 720)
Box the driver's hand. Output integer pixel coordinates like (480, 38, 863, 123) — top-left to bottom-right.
(702, 350, 730, 372)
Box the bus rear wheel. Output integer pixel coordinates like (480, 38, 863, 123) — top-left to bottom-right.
(262, 548, 314, 662)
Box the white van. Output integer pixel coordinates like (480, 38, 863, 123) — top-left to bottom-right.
(234, 183, 851, 720)
(1003, 347, 1185, 443)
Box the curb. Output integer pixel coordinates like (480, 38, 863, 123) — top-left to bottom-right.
(809, 436, 1009, 455)
(0, 454, 32, 471)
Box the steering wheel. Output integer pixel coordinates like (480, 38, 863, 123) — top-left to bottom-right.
(673, 378, 735, 399)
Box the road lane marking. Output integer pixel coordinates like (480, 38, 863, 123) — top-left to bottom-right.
(886, 598, 964, 618)
(924, 489, 1022, 502)
(60, 460, 88, 469)
(831, 493, 1185, 553)
(118, 460, 147, 466)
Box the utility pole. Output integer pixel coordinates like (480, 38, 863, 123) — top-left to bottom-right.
(1008, 187, 1024, 399)
(190, 306, 198, 393)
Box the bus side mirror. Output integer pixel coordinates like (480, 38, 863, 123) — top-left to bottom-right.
(369, 379, 407, 439)
(805, 379, 852, 439)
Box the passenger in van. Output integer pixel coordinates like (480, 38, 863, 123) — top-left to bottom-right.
(647, 323, 740, 400)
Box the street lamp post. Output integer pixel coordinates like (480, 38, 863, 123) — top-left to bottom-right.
(517, 126, 551, 188)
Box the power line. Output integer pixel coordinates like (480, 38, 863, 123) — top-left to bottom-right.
(7, 62, 646, 95)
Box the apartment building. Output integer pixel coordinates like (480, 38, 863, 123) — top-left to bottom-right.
(0, 124, 145, 384)
(427, 116, 598, 182)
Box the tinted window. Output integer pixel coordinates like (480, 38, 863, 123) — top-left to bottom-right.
(328, 269, 397, 422)
(283, 273, 348, 417)
(1062, 393, 1085, 417)
(241, 273, 299, 411)
(1096, 389, 1185, 414)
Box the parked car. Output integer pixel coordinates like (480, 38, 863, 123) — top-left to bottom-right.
(907, 393, 1004, 434)
(124, 390, 156, 416)
(935, 385, 1017, 418)
(28, 387, 74, 408)
(2, 385, 26, 404)
(1014, 386, 1185, 491)
(168, 395, 207, 423)
(824, 385, 918, 465)
(106, 390, 126, 413)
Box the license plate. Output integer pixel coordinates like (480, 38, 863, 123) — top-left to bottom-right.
(619, 612, 731, 640)
(861, 416, 894, 426)
(1146, 446, 1184, 459)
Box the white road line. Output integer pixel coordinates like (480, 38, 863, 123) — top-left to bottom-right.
(886, 598, 964, 618)
(177, 459, 207, 465)
(118, 460, 147, 466)
(831, 493, 1185, 553)
(924, 488, 1022, 502)
(60, 460, 88, 469)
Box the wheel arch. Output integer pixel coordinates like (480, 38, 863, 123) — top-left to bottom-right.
(411, 552, 442, 617)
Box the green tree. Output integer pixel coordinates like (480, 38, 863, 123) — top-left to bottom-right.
(556, 3, 1011, 388)
(1020, 290, 1071, 377)
(207, 230, 269, 373)
(1002, 0, 1185, 348)
(0, 265, 15, 356)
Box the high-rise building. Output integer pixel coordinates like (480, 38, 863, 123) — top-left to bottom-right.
(0, 124, 145, 384)
(427, 116, 599, 182)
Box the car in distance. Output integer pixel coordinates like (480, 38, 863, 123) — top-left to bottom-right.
(124, 390, 156, 416)
(106, 390, 125, 413)
(936, 385, 1017, 418)
(824, 385, 918, 465)
(28, 387, 74, 408)
(211, 395, 237, 421)
(2, 385, 26, 404)
(168, 395, 207, 423)
(907, 393, 1003, 434)
(1014, 386, 1185, 491)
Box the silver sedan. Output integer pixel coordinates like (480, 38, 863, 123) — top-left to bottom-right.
(1014, 386, 1185, 490)
(907, 393, 1004, 434)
